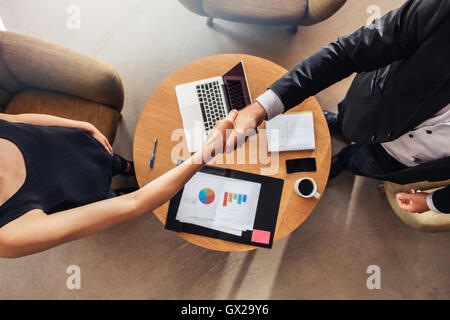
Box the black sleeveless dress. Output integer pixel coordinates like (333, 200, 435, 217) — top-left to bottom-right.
(0, 119, 115, 228)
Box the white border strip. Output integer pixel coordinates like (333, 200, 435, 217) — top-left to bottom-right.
(0, 17, 6, 30)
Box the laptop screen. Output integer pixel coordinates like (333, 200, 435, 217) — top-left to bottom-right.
(222, 61, 252, 110)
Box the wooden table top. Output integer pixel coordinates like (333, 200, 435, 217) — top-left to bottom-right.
(133, 54, 331, 252)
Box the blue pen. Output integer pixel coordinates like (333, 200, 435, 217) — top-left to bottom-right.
(150, 138, 157, 169)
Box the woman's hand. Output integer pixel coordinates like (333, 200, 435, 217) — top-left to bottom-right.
(82, 122, 113, 155)
(207, 109, 238, 151)
(196, 110, 238, 164)
(396, 189, 430, 213)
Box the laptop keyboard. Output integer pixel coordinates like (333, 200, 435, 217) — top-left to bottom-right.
(196, 81, 227, 133)
(226, 80, 246, 110)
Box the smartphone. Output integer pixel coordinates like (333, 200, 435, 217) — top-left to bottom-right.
(286, 157, 317, 174)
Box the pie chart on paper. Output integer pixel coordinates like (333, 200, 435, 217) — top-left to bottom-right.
(199, 188, 215, 205)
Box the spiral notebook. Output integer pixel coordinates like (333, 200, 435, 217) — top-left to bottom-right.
(266, 111, 315, 152)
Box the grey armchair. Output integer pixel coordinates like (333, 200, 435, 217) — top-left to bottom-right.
(178, 0, 347, 33)
(0, 31, 124, 143)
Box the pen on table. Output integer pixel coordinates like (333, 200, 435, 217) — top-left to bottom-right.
(150, 138, 157, 169)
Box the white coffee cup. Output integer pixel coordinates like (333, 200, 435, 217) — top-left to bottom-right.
(294, 177, 321, 199)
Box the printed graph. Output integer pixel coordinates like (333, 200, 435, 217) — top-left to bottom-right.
(222, 192, 247, 207)
(198, 188, 215, 205)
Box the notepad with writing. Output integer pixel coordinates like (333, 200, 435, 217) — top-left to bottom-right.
(266, 111, 315, 152)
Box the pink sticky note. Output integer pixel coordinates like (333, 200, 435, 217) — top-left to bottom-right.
(251, 230, 271, 244)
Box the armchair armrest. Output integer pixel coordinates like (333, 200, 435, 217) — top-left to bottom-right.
(300, 0, 347, 26)
(0, 87, 11, 109)
(178, 0, 210, 17)
(0, 31, 124, 112)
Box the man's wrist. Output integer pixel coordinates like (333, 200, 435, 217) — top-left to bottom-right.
(245, 101, 268, 125)
(426, 192, 443, 214)
(254, 101, 268, 122)
(255, 89, 285, 120)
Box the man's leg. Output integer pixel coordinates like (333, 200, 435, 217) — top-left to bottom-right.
(323, 100, 347, 132)
(330, 143, 407, 180)
(324, 101, 406, 180)
(323, 110, 343, 133)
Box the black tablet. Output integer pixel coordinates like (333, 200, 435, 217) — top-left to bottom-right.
(165, 165, 284, 249)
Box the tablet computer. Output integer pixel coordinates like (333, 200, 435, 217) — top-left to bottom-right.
(165, 165, 284, 249)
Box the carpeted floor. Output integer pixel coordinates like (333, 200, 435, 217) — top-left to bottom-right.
(0, 0, 448, 299)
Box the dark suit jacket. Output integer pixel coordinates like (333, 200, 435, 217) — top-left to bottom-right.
(269, 0, 450, 212)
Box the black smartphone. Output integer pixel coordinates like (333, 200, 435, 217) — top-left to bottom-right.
(286, 157, 317, 174)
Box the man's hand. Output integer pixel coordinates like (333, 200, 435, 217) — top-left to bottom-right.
(396, 189, 430, 213)
(225, 102, 268, 152)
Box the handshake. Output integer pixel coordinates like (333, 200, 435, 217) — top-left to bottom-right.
(199, 102, 268, 162)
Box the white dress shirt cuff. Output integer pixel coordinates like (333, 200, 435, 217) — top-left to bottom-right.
(255, 89, 285, 121)
(426, 192, 444, 214)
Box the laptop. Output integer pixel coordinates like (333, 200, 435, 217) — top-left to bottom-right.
(175, 61, 252, 153)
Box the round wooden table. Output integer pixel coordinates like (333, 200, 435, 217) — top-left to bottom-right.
(133, 54, 331, 252)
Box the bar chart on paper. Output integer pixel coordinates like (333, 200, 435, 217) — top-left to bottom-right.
(166, 167, 285, 248)
(223, 192, 247, 206)
(175, 171, 262, 237)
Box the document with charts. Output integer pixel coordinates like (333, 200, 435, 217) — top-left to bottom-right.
(175, 172, 261, 236)
(266, 111, 315, 152)
(166, 165, 284, 249)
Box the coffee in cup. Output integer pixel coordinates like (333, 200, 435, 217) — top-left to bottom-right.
(294, 177, 321, 199)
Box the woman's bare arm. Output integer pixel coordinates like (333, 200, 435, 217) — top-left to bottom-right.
(0, 111, 237, 258)
(0, 113, 91, 130)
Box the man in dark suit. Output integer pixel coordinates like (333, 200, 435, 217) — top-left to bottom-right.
(226, 0, 450, 214)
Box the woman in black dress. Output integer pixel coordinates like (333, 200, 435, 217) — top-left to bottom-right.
(0, 111, 237, 258)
